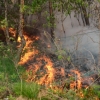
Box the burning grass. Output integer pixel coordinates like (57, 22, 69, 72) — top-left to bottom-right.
(0, 28, 100, 99)
(15, 31, 100, 99)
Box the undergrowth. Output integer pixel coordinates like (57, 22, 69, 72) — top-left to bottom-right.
(0, 41, 100, 100)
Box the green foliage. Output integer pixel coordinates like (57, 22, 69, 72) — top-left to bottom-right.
(0, 57, 25, 83)
(0, 85, 7, 93)
(56, 49, 71, 61)
(45, 15, 56, 28)
(0, 41, 26, 84)
(0, 19, 8, 27)
(66, 89, 77, 100)
(7, 94, 16, 100)
(23, 0, 89, 29)
(23, 0, 47, 14)
(92, 84, 100, 98)
(51, 0, 88, 14)
(58, 55, 63, 60)
(0, 0, 98, 99)
(31, 0, 46, 13)
(41, 97, 49, 100)
(0, 42, 16, 59)
(13, 82, 40, 100)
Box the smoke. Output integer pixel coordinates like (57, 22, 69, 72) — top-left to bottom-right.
(54, 12, 100, 71)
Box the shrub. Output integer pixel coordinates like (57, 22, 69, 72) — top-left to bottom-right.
(13, 81, 40, 100)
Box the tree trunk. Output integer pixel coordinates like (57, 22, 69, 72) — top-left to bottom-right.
(15, 0, 26, 66)
(4, 0, 9, 44)
(15, 24, 19, 41)
(81, 6, 90, 26)
(49, 0, 55, 39)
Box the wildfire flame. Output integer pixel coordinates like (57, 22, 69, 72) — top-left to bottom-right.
(9, 28, 94, 91)
(70, 70, 82, 90)
(18, 33, 39, 65)
(26, 55, 56, 86)
(16, 30, 84, 90)
(38, 56, 55, 85)
(9, 27, 58, 86)
(4, 28, 100, 99)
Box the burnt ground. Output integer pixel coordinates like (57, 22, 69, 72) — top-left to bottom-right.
(0, 26, 41, 42)
(0, 27, 100, 88)
(20, 37, 100, 88)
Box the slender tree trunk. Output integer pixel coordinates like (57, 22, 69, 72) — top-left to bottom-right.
(78, 0, 90, 26)
(98, 33, 100, 67)
(4, 0, 9, 44)
(81, 6, 90, 26)
(15, 24, 19, 41)
(98, 14, 100, 68)
(49, 0, 55, 39)
(61, 4, 65, 34)
(15, 0, 26, 66)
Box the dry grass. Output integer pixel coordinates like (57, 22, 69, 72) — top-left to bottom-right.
(16, 96, 27, 100)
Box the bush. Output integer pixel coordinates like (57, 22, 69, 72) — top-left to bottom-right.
(13, 81, 40, 100)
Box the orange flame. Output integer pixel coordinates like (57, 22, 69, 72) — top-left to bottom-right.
(6, 28, 96, 94)
(60, 68, 65, 77)
(38, 56, 55, 86)
(26, 56, 56, 86)
(19, 34, 39, 65)
(70, 70, 82, 90)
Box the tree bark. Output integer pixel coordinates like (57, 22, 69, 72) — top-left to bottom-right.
(4, 0, 9, 44)
(15, 0, 26, 66)
(81, 6, 90, 26)
(49, 0, 55, 39)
